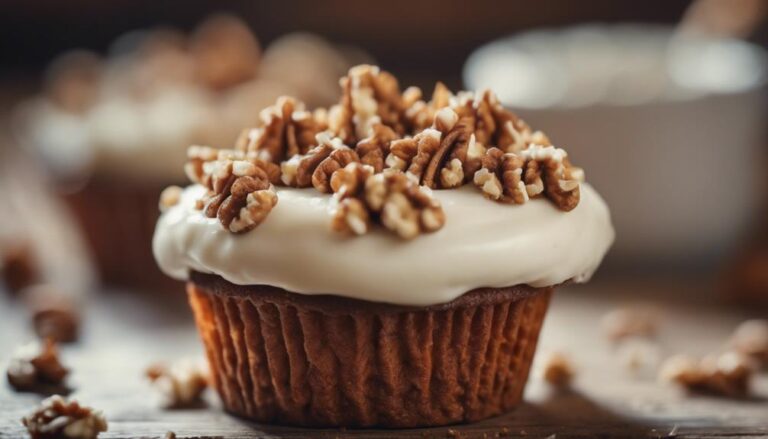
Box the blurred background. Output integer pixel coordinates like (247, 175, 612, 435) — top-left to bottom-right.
(1, 0, 767, 305)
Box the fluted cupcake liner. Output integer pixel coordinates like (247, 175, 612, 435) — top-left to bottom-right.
(187, 272, 552, 428)
(62, 180, 181, 292)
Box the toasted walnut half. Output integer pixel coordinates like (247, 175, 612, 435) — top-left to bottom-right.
(280, 132, 360, 193)
(7, 339, 69, 394)
(355, 121, 398, 172)
(330, 65, 409, 144)
(200, 159, 278, 233)
(403, 81, 453, 134)
(473, 147, 527, 204)
(235, 96, 326, 163)
(520, 144, 582, 211)
(330, 164, 445, 239)
(385, 108, 479, 189)
(22, 395, 107, 439)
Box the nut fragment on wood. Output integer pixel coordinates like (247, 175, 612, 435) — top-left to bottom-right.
(537, 351, 575, 389)
(660, 351, 755, 397)
(1, 240, 39, 295)
(729, 319, 768, 367)
(146, 359, 209, 409)
(7, 339, 69, 395)
(23, 284, 81, 343)
(22, 395, 107, 439)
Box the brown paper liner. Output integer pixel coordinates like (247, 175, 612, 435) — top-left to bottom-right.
(61, 179, 181, 292)
(187, 272, 552, 428)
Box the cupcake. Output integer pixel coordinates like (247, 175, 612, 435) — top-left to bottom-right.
(153, 65, 614, 427)
(14, 16, 366, 291)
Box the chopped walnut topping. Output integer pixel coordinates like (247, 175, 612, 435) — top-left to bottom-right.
(385, 110, 478, 189)
(146, 360, 209, 408)
(538, 351, 575, 389)
(601, 307, 658, 343)
(730, 320, 768, 366)
(331, 65, 409, 144)
(280, 132, 359, 192)
(236, 96, 326, 162)
(7, 340, 69, 394)
(159, 186, 183, 212)
(660, 352, 755, 397)
(200, 159, 278, 233)
(22, 395, 107, 439)
(518, 144, 582, 211)
(184, 145, 218, 184)
(355, 121, 399, 172)
(403, 81, 453, 133)
(473, 147, 527, 204)
(330, 165, 445, 239)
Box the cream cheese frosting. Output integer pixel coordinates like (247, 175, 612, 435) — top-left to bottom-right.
(153, 182, 613, 306)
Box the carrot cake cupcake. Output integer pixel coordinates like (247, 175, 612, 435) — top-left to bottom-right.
(153, 65, 614, 427)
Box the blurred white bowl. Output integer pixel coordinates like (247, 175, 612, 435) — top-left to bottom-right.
(464, 25, 768, 265)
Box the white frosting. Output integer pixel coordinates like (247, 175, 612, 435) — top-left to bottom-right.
(153, 184, 614, 306)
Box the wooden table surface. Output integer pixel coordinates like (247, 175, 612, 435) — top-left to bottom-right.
(1, 278, 767, 439)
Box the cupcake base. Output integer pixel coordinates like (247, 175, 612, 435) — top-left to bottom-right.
(187, 272, 552, 428)
(61, 179, 182, 292)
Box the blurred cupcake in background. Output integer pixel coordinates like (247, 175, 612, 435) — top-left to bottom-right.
(13, 14, 369, 291)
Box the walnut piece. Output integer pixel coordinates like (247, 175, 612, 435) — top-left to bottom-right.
(1, 240, 39, 295)
(235, 96, 326, 162)
(280, 132, 359, 192)
(197, 158, 278, 233)
(730, 319, 768, 366)
(146, 359, 209, 408)
(473, 147, 527, 204)
(385, 109, 476, 189)
(330, 65, 409, 144)
(660, 352, 755, 397)
(23, 284, 81, 344)
(330, 165, 445, 239)
(355, 121, 398, 172)
(158, 186, 183, 212)
(538, 351, 575, 389)
(22, 395, 107, 439)
(519, 144, 582, 211)
(7, 340, 69, 394)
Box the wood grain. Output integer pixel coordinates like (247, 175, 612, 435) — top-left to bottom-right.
(1, 280, 767, 438)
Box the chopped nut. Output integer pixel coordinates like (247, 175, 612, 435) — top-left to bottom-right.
(146, 360, 209, 408)
(329, 164, 445, 239)
(730, 319, 768, 366)
(236, 96, 325, 162)
(660, 352, 755, 397)
(331, 65, 409, 144)
(23, 284, 80, 343)
(194, 155, 279, 234)
(159, 186, 183, 212)
(355, 121, 398, 172)
(281, 132, 359, 192)
(601, 307, 658, 343)
(7, 340, 69, 394)
(519, 144, 581, 211)
(1, 240, 39, 295)
(473, 147, 527, 204)
(22, 395, 107, 439)
(538, 351, 575, 388)
(184, 145, 218, 184)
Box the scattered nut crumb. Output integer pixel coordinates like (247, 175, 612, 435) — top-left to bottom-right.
(660, 351, 755, 397)
(146, 359, 209, 408)
(7, 339, 69, 394)
(538, 351, 575, 388)
(729, 319, 768, 366)
(22, 395, 107, 439)
(159, 186, 184, 212)
(617, 338, 662, 377)
(601, 306, 658, 343)
(1, 241, 39, 294)
(23, 284, 80, 343)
